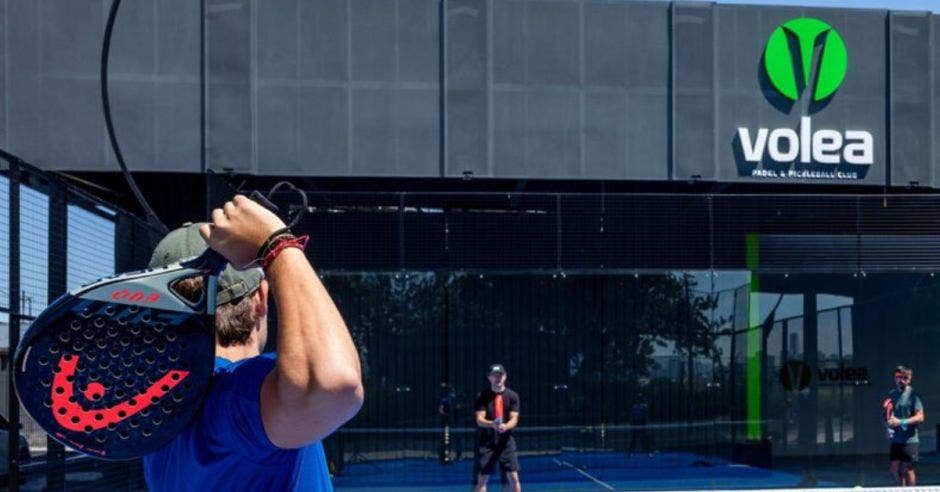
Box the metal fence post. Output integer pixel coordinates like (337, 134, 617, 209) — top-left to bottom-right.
(45, 180, 68, 491)
(7, 161, 21, 491)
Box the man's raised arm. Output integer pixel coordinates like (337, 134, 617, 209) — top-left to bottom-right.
(201, 195, 364, 448)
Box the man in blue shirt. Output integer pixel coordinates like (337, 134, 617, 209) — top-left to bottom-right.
(143, 195, 363, 490)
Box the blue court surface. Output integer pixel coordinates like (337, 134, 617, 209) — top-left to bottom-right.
(332, 451, 816, 491)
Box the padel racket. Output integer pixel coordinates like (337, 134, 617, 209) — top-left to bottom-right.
(883, 396, 895, 439)
(493, 392, 504, 440)
(13, 183, 307, 460)
(13, 249, 227, 459)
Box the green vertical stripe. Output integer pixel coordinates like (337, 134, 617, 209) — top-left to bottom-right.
(745, 234, 762, 441)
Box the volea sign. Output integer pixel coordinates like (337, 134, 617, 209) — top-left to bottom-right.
(739, 117, 873, 165)
(739, 17, 874, 178)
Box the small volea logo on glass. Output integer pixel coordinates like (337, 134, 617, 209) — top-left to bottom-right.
(764, 17, 847, 101)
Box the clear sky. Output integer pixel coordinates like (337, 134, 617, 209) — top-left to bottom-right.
(671, 0, 940, 13)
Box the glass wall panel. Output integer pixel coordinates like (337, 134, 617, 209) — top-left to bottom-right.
(325, 269, 940, 488)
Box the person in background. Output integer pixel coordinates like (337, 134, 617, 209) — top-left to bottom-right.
(473, 364, 521, 492)
(628, 394, 653, 457)
(439, 382, 461, 464)
(885, 365, 924, 487)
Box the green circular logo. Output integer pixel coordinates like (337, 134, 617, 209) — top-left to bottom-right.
(764, 17, 847, 101)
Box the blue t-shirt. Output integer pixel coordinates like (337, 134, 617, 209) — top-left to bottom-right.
(143, 354, 333, 491)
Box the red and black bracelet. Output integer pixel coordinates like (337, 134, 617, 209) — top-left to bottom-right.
(261, 236, 309, 270)
(255, 228, 309, 269)
(256, 227, 293, 259)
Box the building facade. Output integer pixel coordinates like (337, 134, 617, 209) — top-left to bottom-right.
(3, 0, 940, 487)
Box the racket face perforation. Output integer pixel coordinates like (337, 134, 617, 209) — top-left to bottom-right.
(15, 294, 214, 460)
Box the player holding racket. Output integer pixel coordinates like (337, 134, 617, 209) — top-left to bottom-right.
(474, 364, 521, 492)
(143, 195, 363, 490)
(884, 365, 924, 486)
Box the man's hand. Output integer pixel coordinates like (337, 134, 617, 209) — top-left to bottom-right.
(887, 416, 901, 428)
(199, 195, 287, 269)
(495, 423, 508, 434)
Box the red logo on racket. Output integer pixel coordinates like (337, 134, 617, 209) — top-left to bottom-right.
(50, 354, 188, 432)
(110, 289, 161, 304)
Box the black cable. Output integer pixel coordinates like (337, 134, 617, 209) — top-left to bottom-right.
(101, 0, 168, 234)
(267, 181, 308, 229)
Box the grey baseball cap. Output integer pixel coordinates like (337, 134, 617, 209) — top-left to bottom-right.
(488, 364, 506, 375)
(149, 222, 263, 306)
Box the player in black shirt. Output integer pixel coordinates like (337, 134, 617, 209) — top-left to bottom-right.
(474, 364, 521, 492)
